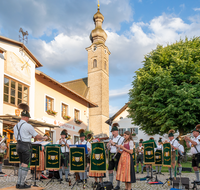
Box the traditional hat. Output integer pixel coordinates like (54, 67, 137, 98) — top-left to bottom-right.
(18, 103, 31, 118)
(60, 129, 67, 137)
(87, 133, 92, 140)
(168, 129, 175, 137)
(149, 137, 154, 140)
(78, 129, 85, 137)
(176, 137, 180, 142)
(192, 124, 200, 132)
(139, 139, 143, 143)
(158, 137, 162, 143)
(111, 123, 119, 132)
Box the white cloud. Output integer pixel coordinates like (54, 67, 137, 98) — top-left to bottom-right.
(193, 8, 200, 11)
(109, 105, 120, 116)
(110, 84, 131, 98)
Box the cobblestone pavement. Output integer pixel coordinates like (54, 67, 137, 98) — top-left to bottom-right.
(0, 168, 199, 190)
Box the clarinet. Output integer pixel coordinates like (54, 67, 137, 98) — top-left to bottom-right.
(112, 138, 125, 160)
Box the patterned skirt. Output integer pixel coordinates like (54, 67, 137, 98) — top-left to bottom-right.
(89, 169, 106, 178)
(116, 151, 136, 183)
(30, 151, 44, 172)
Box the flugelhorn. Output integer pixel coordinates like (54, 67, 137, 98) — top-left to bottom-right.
(66, 134, 72, 140)
(179, 134, 191, 140)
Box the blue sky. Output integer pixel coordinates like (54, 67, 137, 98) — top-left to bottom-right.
(0, 0, 200, 116)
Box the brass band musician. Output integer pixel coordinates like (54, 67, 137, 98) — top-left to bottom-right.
(0, 134, 7, 174)
(136, 139, 144, 174)
(185, 124, 200, 182)
(155, 137, 163, 174)
(56, 129, 71, 182)
(176, 137, 184, 175)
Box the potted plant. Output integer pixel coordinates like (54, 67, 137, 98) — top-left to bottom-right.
(63, 115, 71, 120)
(132, 133, 136, 137)
(46, 109, 57, 116)
(75, 119, 82, 124)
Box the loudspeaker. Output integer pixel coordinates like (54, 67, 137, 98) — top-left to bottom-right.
(173, 177, 189, 189)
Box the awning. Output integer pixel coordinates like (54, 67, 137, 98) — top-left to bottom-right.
(0, 114, 59, 129)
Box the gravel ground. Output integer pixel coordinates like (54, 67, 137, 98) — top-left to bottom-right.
(0, 168, 199, 190)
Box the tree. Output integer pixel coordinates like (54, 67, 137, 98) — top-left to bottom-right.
(128, 37, 200, 136)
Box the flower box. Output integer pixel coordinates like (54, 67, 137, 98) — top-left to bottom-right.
(132, 133, 136, 136)
(46, 110, 57, 116)
(63, 115, 71, 120)
(75, 119, 82, 124)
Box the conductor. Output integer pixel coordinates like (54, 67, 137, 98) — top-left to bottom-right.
(14, 103, 48, 189)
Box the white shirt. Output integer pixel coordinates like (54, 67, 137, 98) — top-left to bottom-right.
(138, 146, 144, 155)
(156, 144, 163, 151)
(110, 135, 124, 153)
(75, 140, 91, 150)
(169, 139, 179, 151)
(56, 139, 71, 153)
(178, 144, 184, 153)
(14, 120, 38, 142)
(189, 135, 200, 154)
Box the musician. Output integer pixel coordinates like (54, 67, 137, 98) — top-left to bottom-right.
(75, 129, 91, 183)
(0, 134, 7, 174)
(176, 137, 184, 175)
(167, 129, 179, 178)
(136, 139, 144, 174)
(14, 103, 48, 189)
(116, 131, 136, 190)
(56, 129, 71, 182)
(155, 137, 163, 174)
(107, 123, 124, 190)
(145, 137, 157, 178)
(185, 124, 200, 182)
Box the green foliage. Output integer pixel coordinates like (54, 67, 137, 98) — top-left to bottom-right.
(128, 37, 200, 135)
(84, 130, 93, 140)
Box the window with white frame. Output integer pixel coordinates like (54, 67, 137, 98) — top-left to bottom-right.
(74, 109, 80, 121)
(46, 96, 54, 111)
(61, 103, 68, 117)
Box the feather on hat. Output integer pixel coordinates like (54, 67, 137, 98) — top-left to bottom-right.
(111, 123, 119, 132)
(18, 103, 30, 118)
(168, 129, 175, 137)
(78, 129, 85, 137)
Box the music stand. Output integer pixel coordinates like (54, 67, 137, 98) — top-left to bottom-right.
(30, 143, 41, 187)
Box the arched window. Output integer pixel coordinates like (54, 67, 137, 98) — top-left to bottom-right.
(93, 59, 97, 68)
(104, 61, 107, 70)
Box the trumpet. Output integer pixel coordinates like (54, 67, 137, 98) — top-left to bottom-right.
(66, 134, 72, 140)
(179, 134, 191, 140)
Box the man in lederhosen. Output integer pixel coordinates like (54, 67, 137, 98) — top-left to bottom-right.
(107, 123, 124, 190)
(75, 129, 91, 183)
(136, 139, 144, 174)
(185, 124, 200, 182)
(56, 129, 71, 182)
(14, 103, 48, 189)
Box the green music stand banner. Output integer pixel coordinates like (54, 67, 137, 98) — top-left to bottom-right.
(9, 143, 20, 163)
(132, 148, 136, 165)
(90, 142, 106, 172)
(45, 145, 60, 170)
(155, 149, 162, 166)
(30, 144, 40, 167)
(70, 147, 85, 172)
(163, 142, 171, 167)
(143, 142, 155, 164)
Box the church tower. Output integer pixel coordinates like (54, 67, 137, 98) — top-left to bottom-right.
(86, 4, 110, 136)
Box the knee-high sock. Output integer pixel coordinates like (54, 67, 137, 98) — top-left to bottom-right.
(17, 167, 22, 184)
(168, 168, 172, 178)
(179, 167, 182, 174)
(65, 168, 69, 179)
(20, 167, 29, 185)
(0, 163, 2, 172)
(109, 173, 113, 184)
(151, 167, 153, 176)
(137, 165, 139, 172)
(146, 168, 149, 176)
(156, 166, 158, 173)
(59, 169, 63, 179)
(159, 166, 162, 172)
(195, 171, 199, 181)
(79, 172, 84, 180)
(84, 169, 87, 179)
(141, 165, 144, 172)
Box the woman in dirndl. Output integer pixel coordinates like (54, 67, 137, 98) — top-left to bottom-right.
(116, 131, 136, 190)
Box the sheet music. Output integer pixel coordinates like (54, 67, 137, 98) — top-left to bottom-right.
(32, 141, 51, 146)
